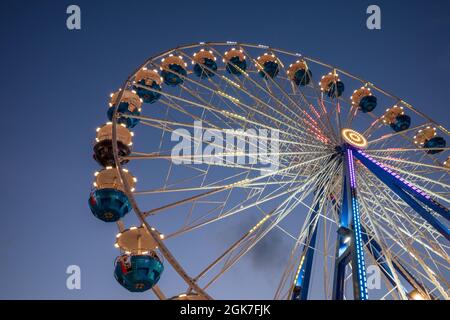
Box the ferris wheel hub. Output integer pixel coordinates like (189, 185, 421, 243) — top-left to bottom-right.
(341, 128, 368, 149)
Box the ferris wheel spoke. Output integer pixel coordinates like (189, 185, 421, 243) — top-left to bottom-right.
(357, 190, 413, 299)
(197, 158, 342, 296)
(357, 169, 450, 276)
(274, 168, 341, 300)
(367, 154, 449, 172)
(357, 153, 450, 207)
(358, 193, 449, 257)
(366, 147, 450, 153)
(359, 202, 448, 299)
(133, 82, 327, 147)
(134, 177, 311, 196)
(240, 47, 333, 141)
(205, 47, 331, 142)
(357, 170, 449, 251)
(358, 178, 448, 256)
(367, 123, 432, 145)
(199, 162, 337, 291)
(176, 49, 297, 132)
(165, 156, 337, 241)
(123, 113, 329, 151)
(140, 153, 332, 220)
(148, 57, 317, 140)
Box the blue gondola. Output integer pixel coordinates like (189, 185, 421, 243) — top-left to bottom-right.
(194, 58, 217, 78)
(107, 101, 141, 128)
(359, 95, 377, 113)
(259, 60, 279, 79)
(89, 188, 132, 222)
(133, 80, 161, 104)
(114, 255, 164, 292)
(161, 64, 187, 86)
(293, 68, 312, 86)
(424, 137, 446, 154)
(226, 56, 247, 75)
(390, 114, 411, 132)
(328, 81, 345, 98)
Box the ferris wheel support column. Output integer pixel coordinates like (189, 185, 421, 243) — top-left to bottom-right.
(291, 198, 320, 300)
(332, 148, 369, 300)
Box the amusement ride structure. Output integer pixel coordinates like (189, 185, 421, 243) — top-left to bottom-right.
(88, 42, 449, 300)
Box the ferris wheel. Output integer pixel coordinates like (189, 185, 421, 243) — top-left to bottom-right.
(88, 42, 450, 300)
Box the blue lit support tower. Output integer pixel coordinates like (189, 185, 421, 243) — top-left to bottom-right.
(330, 127, 449, 300)
(291, 198, 320, 300)
(332, 147, 369, 300)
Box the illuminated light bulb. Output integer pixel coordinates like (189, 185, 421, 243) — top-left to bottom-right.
(409, 290, 426, 300)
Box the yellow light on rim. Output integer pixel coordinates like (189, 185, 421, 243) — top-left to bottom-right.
(341, 128, 368, 149)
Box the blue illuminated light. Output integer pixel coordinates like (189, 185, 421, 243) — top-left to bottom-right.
(347, 149, 368, 300)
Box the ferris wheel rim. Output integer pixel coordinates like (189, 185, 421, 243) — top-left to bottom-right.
(104, 41, 449, 300)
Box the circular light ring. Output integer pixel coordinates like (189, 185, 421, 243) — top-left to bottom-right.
(341, 128, 368, 149)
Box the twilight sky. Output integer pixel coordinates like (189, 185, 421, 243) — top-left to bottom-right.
(0, 0, 449, 299)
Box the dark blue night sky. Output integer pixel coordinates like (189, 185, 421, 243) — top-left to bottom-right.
(0, 0, 449, 299)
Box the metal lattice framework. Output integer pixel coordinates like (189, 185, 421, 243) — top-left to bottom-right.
(89, 42, 450, 300)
